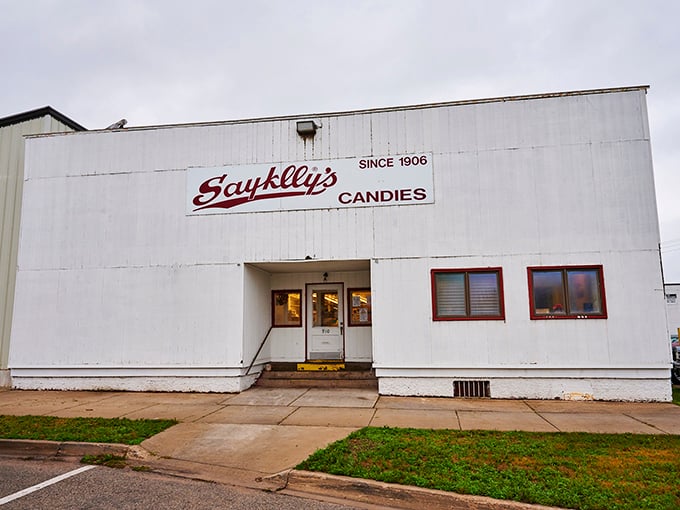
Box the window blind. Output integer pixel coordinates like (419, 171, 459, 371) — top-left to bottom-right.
(469, 272, 500, 316)
(435, 272, 466, 316)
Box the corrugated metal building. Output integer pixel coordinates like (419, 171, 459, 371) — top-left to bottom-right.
(0, 107, 85, 386)
(7, 87, 672, 400)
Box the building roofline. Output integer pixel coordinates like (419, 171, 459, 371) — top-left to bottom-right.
(25, 85, 649, 137)
(132, 85, 652, 132)
(0, 106, 86, 131)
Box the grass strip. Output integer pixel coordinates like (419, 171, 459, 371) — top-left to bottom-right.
(297, 427, 680, 510)
(0, 415, 176, 445)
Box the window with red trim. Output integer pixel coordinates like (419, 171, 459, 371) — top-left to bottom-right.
(348, 288, 372, 326)
(431, 268, 505, 320)
(272, 290, 302, 327)
(528, 266, 607, 319)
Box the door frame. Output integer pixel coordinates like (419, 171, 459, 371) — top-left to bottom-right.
(305, 282, 345, 361)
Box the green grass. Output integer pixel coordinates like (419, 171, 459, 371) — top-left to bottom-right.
(673, 386, 680, 405)
(0, 415, 176, 445)
(297, 427, 680, 510)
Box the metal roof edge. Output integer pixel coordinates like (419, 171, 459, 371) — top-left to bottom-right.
(26, 85, 649, 137)
(0, 106, 86, 131)
(282, 85, 651, 122)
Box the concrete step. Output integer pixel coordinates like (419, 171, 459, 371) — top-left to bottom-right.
(256, 377, 378, 389)
(256, 363, 378, 389)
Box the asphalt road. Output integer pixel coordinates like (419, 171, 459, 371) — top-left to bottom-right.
(0, 458, 371, 510)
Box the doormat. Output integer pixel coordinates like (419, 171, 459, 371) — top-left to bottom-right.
(297, 363, 345, 371)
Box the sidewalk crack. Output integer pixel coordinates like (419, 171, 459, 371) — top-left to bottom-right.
(624, 413, 669, 434)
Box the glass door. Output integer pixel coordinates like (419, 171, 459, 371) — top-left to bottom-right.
(306, 284, 344, 360)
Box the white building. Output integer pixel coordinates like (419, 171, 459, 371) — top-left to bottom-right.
(0, 107, 85, 387)
(7, 86, 672, 400)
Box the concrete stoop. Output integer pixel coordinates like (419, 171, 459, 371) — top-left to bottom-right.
(256, 362, 378, 389)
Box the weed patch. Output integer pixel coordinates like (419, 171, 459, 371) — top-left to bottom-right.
(81, 454, 127, 468)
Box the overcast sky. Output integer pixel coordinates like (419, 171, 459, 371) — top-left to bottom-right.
(2, 0, 679, 280)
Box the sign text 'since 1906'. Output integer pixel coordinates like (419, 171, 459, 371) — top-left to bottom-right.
(186, 153, 434, 215)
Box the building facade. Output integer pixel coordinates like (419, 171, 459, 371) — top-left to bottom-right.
(7, 87, 672, 400)
(0, 107, 85, 387)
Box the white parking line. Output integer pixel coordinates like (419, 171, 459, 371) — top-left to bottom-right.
(0, 465, 96, 505)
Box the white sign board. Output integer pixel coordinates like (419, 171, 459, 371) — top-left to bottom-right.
(186, 153, 434, 215)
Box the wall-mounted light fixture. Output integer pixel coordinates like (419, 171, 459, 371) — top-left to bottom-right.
(296, 120, 319, 137)
(323, 272, 328, 282)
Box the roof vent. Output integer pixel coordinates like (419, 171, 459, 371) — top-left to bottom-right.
(106, 119, 127, 130)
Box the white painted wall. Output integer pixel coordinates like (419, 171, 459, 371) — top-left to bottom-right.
(374, 251, 666, 370)
(666, 283, 680, 340)
(9, 87, 669, 398)
(17, 90, 656, 268)
(1, 113, 79, 381)
(10, 264, 244, 367)
(243, 264, 273, 370)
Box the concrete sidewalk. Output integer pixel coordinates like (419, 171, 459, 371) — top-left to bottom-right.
(2, 387, 680, 509)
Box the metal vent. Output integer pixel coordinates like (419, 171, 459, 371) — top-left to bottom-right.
(453, 380, 490, 398)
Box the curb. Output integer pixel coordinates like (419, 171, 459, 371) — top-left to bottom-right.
(281, 470, 567, 510)
(0, 439, 130, 460)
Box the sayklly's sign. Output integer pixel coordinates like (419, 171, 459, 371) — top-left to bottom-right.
(186, 153, 434, 215)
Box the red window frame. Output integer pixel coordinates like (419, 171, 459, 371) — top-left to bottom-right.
(527, 265, 608, 320)
(348, 288, 372, 327)
(271, 289, 302, 327)
(431, 268, 505, 321)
